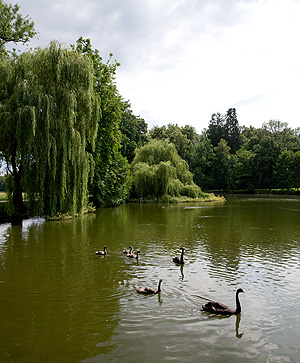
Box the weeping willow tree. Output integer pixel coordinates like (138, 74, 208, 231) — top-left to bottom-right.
(0, 41, 100, 217)
(131, 139, 206, 200)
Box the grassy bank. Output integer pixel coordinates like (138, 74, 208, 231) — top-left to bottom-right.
(0, 192, 6, 202)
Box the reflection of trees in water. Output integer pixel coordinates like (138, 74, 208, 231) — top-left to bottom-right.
(0, 213, 124, 361)
(184, 196, 300, 278)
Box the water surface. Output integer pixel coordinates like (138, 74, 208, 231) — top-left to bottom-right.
(1, 195, 300, 362)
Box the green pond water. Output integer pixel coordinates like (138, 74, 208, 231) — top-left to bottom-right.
(1, 195, 300, 362)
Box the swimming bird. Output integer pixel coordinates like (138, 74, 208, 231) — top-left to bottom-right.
(136, 279, 163, 294)
(95, 246, 107, 255)
(173, 247, 184, 264)
(123, 245, 133, 254)
(127, 250, 140, 259)
(201, 288, 245, 315)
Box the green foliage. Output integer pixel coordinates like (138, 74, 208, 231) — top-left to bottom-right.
(232, 147, 256, 191)
(206, 112, 226, 147)
(149, 123, 192, 161)
(188, 137, 214, 190)
(0, 0, 36, 58)
(274, 150, 294, 190)
(119, 100, 148, 163)
(224, 108, 241, 153)
(212, 139, 233, 191)
(72, 37, 131, 207)
(0, 41, 99, 216)
(131, 139, 204, 200)
(206, 108, 241, 153)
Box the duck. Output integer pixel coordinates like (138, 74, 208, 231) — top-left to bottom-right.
(201, 288, 245, 315)
(173, 247, 184, 264)
(127, 250, 140, 259)
(123, 245, 133, 254)
(136, 279, 163, 294)
(95, 246, 107, 255)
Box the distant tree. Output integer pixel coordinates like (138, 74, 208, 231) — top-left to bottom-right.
(211, 139, 232, 191)
(251, 136, 281, 189)
(188, 137, 214, 190)
(292, 151, 300, 188)
(149, 125, 167, 140)
(131, 139, 205, 200)
(206, 112, 226, 147)
(263, 119, 300, 152)
(224, 108, 241, 153)
(274, 150, 294, 190)
(232, 147, 256, 191)
(181, 125, 201, 145)
(263, 119, 289, 134)
(0, 41, 99, 216)
(149, 124, 192, 161)
(207, 108, 240, 153)
(119, 101, 148, 163)
(0, 0, 37, 58)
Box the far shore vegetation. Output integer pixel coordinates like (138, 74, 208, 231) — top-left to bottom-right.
(1, 1, 300, 223)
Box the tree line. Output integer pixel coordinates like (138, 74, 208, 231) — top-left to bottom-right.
(1, 0, 299, 219)
(149, 118, 300, 193)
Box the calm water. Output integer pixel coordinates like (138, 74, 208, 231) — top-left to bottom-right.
(1, 195, 300, 362)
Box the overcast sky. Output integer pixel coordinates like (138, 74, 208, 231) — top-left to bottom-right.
(11, 0, 300, 133)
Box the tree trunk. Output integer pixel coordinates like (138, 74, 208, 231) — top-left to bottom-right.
(11, 148, 26, 216)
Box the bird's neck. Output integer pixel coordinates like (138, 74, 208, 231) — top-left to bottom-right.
(235, 293, 241, 314)
(180, 250, 184, 262)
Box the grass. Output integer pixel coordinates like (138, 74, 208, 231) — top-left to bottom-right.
(0, 191, 6, 202)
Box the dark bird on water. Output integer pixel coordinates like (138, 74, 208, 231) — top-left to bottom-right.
(201, 288, 245, 315)
(127, 250, 140, 259)
(173, 247, 184, 264)
(95, 246, 107, 255)
(123, 245, 133, 254)
(136, 279, 163, 294)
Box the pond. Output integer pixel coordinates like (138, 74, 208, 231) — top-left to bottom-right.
(0, 195, 300, 362)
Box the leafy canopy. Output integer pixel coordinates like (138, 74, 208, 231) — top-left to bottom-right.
(0, 0, 36, 58)
(0, 41, 100, 216)
(131, 139, 205, 200)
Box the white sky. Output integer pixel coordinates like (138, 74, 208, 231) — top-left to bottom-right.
(9, 0, 300, 133)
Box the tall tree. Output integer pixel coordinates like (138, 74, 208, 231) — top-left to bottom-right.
(188, 137, 214, 190)
(0, 41, 100, 216)
(119, 100, 148, 163)
(72, 37, 131, 207)
(206, 112, 226, 147)
(149, 124, 192, 161)
(0, 0, 36, 58)
(212, 139, 232, 191)
(224, 107, 241, 153)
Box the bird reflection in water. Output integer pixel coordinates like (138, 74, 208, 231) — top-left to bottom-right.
(179, 264, 184, 280)
(235, 313, 243, 339)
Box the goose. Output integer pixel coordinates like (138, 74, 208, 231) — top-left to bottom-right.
(136, 279, 163, 294)
(201, 288, 245, 315)
(173, 247, 184, 264)
(127, 250, 140, 259)
(95, 246, 107, 255)
(123, 245, 133, 254)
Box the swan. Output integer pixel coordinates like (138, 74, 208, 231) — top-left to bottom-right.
(123, 245, 133, 254)
(127, 250, 140, 259)
(95, 246, 107, 255)
(201, 288, 245, 315)
(136, 279, 163, 294)
(173, 247, 184, 264)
